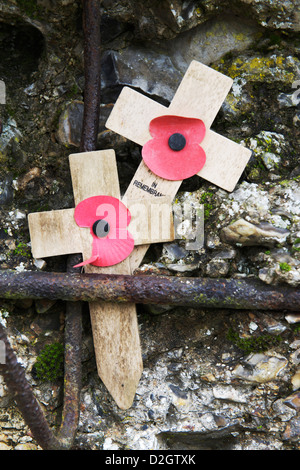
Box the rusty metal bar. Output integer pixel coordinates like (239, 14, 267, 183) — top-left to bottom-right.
(0, 0, 102, 450)
(56, 255, 82, 449)
(0, 269, 299, 311)
(56, 0, 102, 448)
(80, 0, 102, 153)
(0, 323, 62, 450)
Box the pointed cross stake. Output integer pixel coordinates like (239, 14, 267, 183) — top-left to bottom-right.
(28, 150, 174, 409)
(106, 60, 252, 272)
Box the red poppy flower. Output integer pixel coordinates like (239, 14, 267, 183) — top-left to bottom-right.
(142, 115, 206, 181)
(73, 195, 134, 268)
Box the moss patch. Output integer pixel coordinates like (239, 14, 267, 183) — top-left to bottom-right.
(279, 262, 292, 273)
(227, 328, 282, 354)
(34, 342, 64, 382)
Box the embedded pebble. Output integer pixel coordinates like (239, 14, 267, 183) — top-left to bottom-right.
(212, 385, 250, 403)
(291, 370, 300, 391)
(232, 353, 288, 383)
(285, 314, 300, 324)
(221, 219, 290, 247)
(284, 392, 300, 411)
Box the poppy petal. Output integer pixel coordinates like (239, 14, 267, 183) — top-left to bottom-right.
(90, 236, 135, 267)
(74, 195, 131, 228)
(73, 255, 99, 268)
(149, 115, 206, 142)
(74, 195, 134, 267)
(142, 115, 207, 181)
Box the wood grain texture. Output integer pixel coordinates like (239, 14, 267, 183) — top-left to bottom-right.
(169, 60, 233, 127)
(68, 150, 142, 409)
(105, 60, 251, 193)
(69, 150, 120, 204)
(28, 199, 174, 264)
(126, 196, 175, 245)
(199, 130, 252, 192)
(28, 208, 89, 259)
(123, 161, 182, 272)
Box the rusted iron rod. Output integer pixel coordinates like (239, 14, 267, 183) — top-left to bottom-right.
(0, 0, 102, 450)
(0, 270, 299, 311)
(0, 323, 63, 450)
(56, 256, 82, 449)
(80, 0, 101, 152)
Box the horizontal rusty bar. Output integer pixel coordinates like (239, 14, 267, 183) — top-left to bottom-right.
(0, 269, 299, 311)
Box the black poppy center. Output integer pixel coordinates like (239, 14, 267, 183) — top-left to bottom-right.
(92, 219, 110, 238)
(168, 133, 186, 151)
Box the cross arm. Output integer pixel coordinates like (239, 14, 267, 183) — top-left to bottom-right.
(200, 130, 252, 192)
(106, 87, 251, 192)
(105, 86, 164, 147)
(28, 208, 85, 259)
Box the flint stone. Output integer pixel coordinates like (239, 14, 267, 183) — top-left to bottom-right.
(57, 100, 83, 147)
(232, 353, 288, 383)
(284, 392, 300, 412)
(205, 258, 230, 277)
(101, 16, 261, 102)
(0, 176, 14, 206)
(101, 48, 182, 103)
(57, 101, 114, 147)
(283, 416, 300, 441)
(212, 385, 250, 403)
(285, 314, 300, 324)
(221, 218, 290, 247)
(169, 16, 261, 72)
(291, 369, 300, 391)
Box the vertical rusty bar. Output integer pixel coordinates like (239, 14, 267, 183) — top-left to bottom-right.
(80, 0, 102, 152)
(58, 0, 102, 446)
(56, 256, 83, 448)
(0, 0, 102, 449)
(57, 0, 102, 446)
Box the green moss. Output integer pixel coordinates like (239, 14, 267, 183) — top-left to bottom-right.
(13, 242, 31, 258)
(279, 262, 291, 272)
(34, 342, 64, 382)
(227, 328, 282, 354)
(200, 192, 214, 221)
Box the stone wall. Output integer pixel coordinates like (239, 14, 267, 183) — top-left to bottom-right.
(0, 0, 300, 450)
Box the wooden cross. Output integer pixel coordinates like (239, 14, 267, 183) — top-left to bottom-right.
(106, 60, 252, 273)
(28, 150, 174, 409)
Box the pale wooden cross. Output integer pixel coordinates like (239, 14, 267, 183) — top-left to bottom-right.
(28, 150, 174, 409)
(106, 60, 252, 273)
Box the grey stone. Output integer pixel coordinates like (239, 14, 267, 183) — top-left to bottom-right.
(101, 16, 261, 103)
(0, 176, 14, 206)
(232, 353, 288, 383)
(285, 314, 300, 324)
(283, 416, 300, 441)
(168, 16, 261, 71)
(205, 258, 230, 277)
(101, 48, 182, 102)
(57, 100, 84, 147)
(162, 243, 188, 261)
(221, 219, 290, 247)
(212, 385, 250, 404)
(0, 118, 22, 158)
